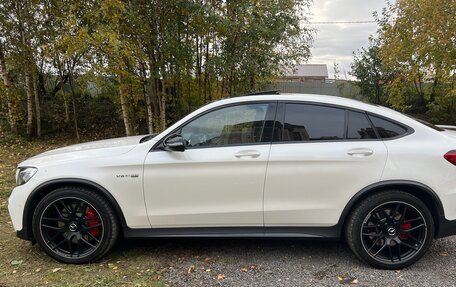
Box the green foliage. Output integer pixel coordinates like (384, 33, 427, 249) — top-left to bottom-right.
(351, 36, 385, 104)
(378, 0, 455, 120)
(351, 0, 455, 124)
(0, 0, 313, 137)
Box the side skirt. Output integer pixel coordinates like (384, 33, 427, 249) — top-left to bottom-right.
(123, 226, 342, 239)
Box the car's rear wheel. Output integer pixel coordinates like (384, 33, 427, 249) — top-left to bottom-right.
(32, 186, 119, 263)
(345, 190, 434, 269)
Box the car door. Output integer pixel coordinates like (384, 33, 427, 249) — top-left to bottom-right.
(143, 102, 276, 227)
(264, 102, 388, 227)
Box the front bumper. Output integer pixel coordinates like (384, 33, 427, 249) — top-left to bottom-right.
(8, 187, 25, 232)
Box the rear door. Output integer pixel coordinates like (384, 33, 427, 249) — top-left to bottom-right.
(264, 102, 388, 227)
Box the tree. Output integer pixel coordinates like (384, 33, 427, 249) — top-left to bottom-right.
(351, 36, 385, 104)
(0, 0, 314, 138)
(379, 0, 456, 115)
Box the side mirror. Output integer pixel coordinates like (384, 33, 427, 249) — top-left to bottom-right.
(163, 134, 186, 152)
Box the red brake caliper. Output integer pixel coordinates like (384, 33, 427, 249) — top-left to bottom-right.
(86, 207, 100, 237)
(399, 223, 412, 240)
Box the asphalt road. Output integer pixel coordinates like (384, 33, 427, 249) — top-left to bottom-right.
(116, 236, 456, 287)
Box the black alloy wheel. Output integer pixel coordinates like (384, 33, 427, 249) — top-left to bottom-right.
(39, 197, 104, 258)
(361, 201, 427, 263)
(32, 186, 118, 263)
(345, 190, 434, 269)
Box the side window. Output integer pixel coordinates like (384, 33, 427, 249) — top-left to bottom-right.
(347, 111, 377, 139)
(181, 103, 268, 147)
(283, 104, 345, 141)
(369, 115, 408, 138)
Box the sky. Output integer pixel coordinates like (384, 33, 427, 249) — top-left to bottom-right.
(309, 0, 390, 79)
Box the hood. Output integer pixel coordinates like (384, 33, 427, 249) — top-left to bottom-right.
(20, 135, 149, 166)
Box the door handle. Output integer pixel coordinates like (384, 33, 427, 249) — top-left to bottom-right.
(234, 150, 261, 159)
(347, 148, 374, 157)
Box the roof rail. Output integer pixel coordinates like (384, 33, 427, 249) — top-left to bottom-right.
(212, 90, 281, 103)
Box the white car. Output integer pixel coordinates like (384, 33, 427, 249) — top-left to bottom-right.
(8, 93, 456, 269)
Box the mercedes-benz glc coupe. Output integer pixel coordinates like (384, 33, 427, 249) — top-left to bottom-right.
(8, 94, 456, 269)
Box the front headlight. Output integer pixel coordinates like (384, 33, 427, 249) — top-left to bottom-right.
(16, 167, 37, 186)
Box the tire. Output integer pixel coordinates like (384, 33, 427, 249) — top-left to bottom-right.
(345, 190, 434, 269)
(32, 186, 119, 264)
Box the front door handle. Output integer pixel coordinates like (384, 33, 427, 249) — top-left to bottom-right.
(234, 150, 261, 159)
(347, 148, 374, 157)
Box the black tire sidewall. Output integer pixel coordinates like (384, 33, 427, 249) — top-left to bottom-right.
(32, 187, 116, 264)
(346, 191, 434, 269)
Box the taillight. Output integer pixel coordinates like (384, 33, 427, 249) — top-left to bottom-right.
(444, 150, 456, 165)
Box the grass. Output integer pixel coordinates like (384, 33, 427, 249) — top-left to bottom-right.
(0, 131, 167, 287)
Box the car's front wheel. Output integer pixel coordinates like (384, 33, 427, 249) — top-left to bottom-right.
(32, 186, 119, 263)
(345, 190, 434, 269)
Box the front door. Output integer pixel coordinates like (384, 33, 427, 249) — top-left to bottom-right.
(144, 102, 275, 227)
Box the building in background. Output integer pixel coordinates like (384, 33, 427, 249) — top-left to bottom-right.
(269, 64, 360, 98)
(277, 64, 329, 82)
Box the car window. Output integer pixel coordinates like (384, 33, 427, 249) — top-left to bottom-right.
(181, 103, 268, 147)
(283, 104, 345, 141)
(369, 115, 408, 138)
(347, 111, 377, 139)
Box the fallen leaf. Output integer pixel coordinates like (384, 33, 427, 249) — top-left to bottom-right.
(187, 265, 195, 274)
(216, 274, 225, 280)
(11, 260, 23, 266)
(112, 266, 118, 270)
(205, 269, 211, 272)
(240, 267, 248, 272)
(338, 276, 358, 285)
(12, 270, 17, 274)
(52, 268, 61, 273)
(35, 268, 41, 273)
(440, 252, 449, 256)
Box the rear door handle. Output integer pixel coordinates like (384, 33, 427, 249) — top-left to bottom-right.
(347, 148, 374, 157)
(234, 150, 261, 159)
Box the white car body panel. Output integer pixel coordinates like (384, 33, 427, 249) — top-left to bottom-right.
(7, 94, 456, 236)
(264, 141, 388, 226)
(144, 145, 271, 227)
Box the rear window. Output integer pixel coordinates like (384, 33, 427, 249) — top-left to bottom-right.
(369, 115, 408, 139)
(347, 111, 377, 139)
(283, 104, 345, 141)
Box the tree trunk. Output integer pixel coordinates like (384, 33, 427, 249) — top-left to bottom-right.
(158, 79, 166, 131)
(63, 92, 70, 125)
(32, 72, 41, 137)
(139, 61, 154, 134)
(24, 64, 34, 138)
(147, 50, 160, 126)
(18, 2, 34, 138)
(0, 41, 17, 134)
(119, 74, 133, 136)
(69, 74, 80, 142)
